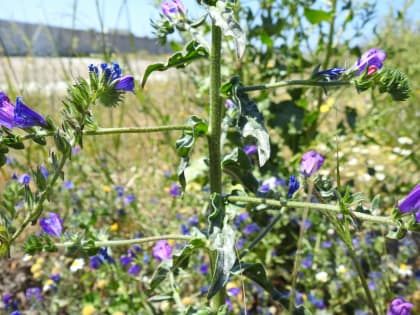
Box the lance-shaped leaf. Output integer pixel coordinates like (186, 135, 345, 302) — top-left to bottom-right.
(235, 92, 270, 166)
(175, 116, 208, 191)
(222, 148, 259, 193)
(207, 1, 246, 59)
(141, 40, 209, 87)
(207, 224, 236, 300)
(304, 8, 334, 24)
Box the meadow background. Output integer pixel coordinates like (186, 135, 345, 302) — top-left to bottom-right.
(0, 0, 419, 314)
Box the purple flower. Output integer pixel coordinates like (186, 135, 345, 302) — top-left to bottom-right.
(115, 185, 124, 197)
(243, 222, 260, 235)
(259, 177, 284, 194)
(301, 150, 325, 177)
(180, 224, 189, 235)
(234, 212, 250, 227)
(143, 253, 150, 263)
(416, 211, 420, 223)
(120, 255, 133, 267)
(10, 311, 22, 315)
(39, 166, 49, 179)
(115, 76, 135, 92)
(227, 287, 241, 296)
(152, 240, 173, 262)
(3, 293, 18, 310)
(124, 194, 136, 205)
(63, 180, 74, 190)
(50, 274, 61, 283)
(39, 212, 63, 237)
(128, 264, 141, 276)
(18, 173, 31, 185)
(301, 255, 313, 268)
(244, 145, 258, 156)
(225, 99, 236, 109)
(236, 237, 247, 249)
(322, 240, 333, 248)
(161, 0, 185, 21)
(352, 48, 386, 76)
(398, 183, 420, 213)
(287, 175, 300, 198)
(89, 256, 102, 269)
(25, 287, 42, 303)
(0, 93, 16, 128)
(315, 67, 346, 80)
(199, 263, 209, 275)
(387, 297, 413, 315)
(14, 97, 46, 128)
(169, 183, 181, 197)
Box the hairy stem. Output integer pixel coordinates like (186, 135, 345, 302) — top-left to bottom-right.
(23, 125, 192, 141)
(11, 154, 68, 242)
(227, 196, 395, 226)
(208, 21, 225, 309)
(55, 234, 193, 248)
(239, 79, 351, 92)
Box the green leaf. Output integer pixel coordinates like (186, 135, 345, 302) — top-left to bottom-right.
(222, 148, 259, 193)
(370, 194, 380, 213)
(141, 40, 209, 87)
(207, 1, 246, 58)
(207, 224, 236, 300)
(304, 8, 334, 24)
(293, 305, 314, 315)
(208, 193, 225, 235)
(150, 261, 171, 291)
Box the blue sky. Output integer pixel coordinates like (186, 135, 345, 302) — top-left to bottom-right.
(0, 0, 418, 38)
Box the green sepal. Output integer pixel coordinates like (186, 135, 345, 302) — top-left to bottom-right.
(386, 220, 407, 240)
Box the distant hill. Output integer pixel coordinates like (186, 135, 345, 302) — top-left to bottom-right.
(0, 19, 170, 56)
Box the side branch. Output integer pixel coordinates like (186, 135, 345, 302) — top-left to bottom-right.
(227, 196, 395, 226)
(55, 234, 194, 248)
(239, 80, 351, 92)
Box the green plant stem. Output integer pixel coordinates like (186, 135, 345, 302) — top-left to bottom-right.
(55, 234, 193, 248)
(289, 180, 313, 313)
(208, 21, 225, 309)
(10, 154, 68, 243)
(227, 196, 396, 226)
(346, 242, 379, 315)
(23, 125, 192, 141)
(239, 79, 351, 92)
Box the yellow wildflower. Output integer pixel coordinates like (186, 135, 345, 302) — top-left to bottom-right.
(81, 304, 96, 315)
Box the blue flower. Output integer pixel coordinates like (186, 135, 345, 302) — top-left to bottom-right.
(314, 67, 346, 80)
(242, 223, 260, 235)
(89, 62, 135, 93)
(398, 183, 420, 213)
(259, 177, 284, 194)
(124, 194, 136, 205)
(2, 293, 18, 311)
(14, 97, 46, 128)
(18, 173, 31, 185)
(244, 145, 257, 156)
(169, 183, 181, 197)
(39, 166, 49, 179)
(50, 274, 61, 283)
(199, 263, 209, 275)
(89, 256, 102, 269)
(25, 287, 42, 303)
(63, 180, 74, 190)
(128, 264, 141, 276)
(39, 212, 63, 237)
(10, 311, 22, 315)
(0, 93, 16, 128)
(287, 175, 300, 198)
(180, 224, 189, 235)
(234, 212, 250, 228)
